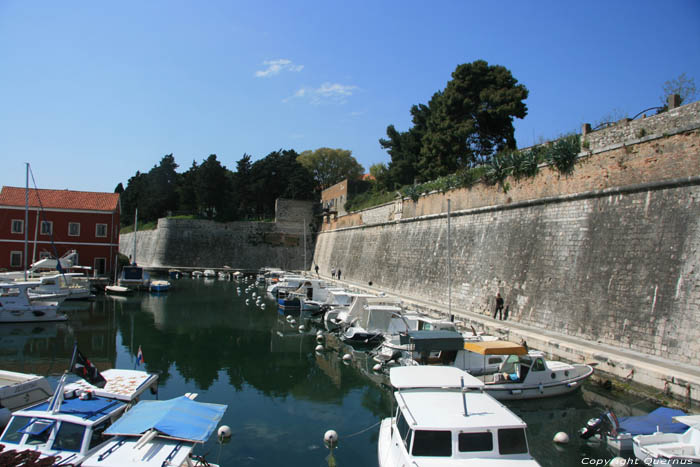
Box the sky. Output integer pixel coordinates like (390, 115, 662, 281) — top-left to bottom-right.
(1, 1, 699, 193)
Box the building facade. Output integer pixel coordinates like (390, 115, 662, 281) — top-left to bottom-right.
(0, 187, 120, 275)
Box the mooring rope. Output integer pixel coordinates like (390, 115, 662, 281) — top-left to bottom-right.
(344, 421, 381, 439)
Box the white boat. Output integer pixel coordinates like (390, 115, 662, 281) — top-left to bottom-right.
(633, 415, 700, 465)
(0, 368, 159, 466)
(466, 341, 594, 400)
(323, 293, 378, 331)
(203, 269, 216, 278)
(118, 264, 151, 290)
(0, 370, 53, 429)
(82, 394, 227, 467)
(192, 270, 203, 278)
(105, 284, 132, 295)
(0, 281, 67, 323)
(378, 366, 540, 466)
(266, 274, 306, 297)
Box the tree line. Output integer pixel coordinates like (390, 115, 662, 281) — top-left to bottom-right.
(116, 148, 365, 226)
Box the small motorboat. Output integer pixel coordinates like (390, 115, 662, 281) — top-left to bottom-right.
(633, 415, 700, 465)
(149, 280, 171, 292)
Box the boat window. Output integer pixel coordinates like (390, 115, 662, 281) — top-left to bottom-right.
(23, 419, 55, 446)
(488, 357, 504, 365)
(1, 416, 31, 443)
(396, 409, 410, 448)
(458, 432, 493, 452)
(1, 287, 20, 297)
(498, 428, 528, 454)
(532, 358, 545, 371)
(411, 430, 452, 457)
(52, 422, 85, 452)
(89, 420, 112, 449)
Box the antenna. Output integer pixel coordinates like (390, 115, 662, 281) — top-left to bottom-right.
(461, 376, 468, 416)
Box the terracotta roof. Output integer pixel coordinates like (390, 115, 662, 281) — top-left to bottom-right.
(0, 186, 120, 212)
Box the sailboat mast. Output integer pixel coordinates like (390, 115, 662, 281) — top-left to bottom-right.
(24, 163, 29, 281)
(133, 208, 138, 264)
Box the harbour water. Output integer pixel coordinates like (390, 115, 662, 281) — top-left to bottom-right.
(0, 277, 663, 466)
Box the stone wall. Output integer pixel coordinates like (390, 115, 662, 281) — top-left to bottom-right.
(121, 199, 315, 270)
(313, 101, 700, 367)
(314, 178, 700, 366)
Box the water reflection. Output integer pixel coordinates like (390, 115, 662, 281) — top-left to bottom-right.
(0, 278, 667, 466)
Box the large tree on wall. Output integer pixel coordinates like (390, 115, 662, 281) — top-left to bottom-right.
(297, 147, 364, 190)
(420, 60, 529, 179)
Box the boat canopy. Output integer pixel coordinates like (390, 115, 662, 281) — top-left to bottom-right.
(464, 340, 527, 355)
(672, 414, 700, 429)
(390, 366, 484, 390)
(104, 396, 227, 443)
(620, 407, 687, 435)
(399, 330, 464, 352)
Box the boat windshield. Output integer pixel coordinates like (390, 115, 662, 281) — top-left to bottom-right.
(1, 416, 31, 443)
(459, 432, 493, 452)
(20, 418, 55, 445)
(498, 428, 529, 455)
(52, 422, 86, 452)
(412, 430, 452, 457)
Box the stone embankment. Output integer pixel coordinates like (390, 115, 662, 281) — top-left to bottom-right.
(314, 100, 700, 404)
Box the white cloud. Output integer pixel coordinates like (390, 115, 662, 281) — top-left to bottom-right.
(255, 59, 304, 78)
(284, 82, 359, 104)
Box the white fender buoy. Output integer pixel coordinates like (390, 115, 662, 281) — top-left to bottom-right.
(324, 429, 338, 449)
(286, 315, 293, 321)
(315, 344, 324, 352)
(290, 319, 296, 325)
(298, 325, 305, 331)
(316, 334, 324, 342)
(553, 432, 569, 444)
(261, 304, 266, 309)
(342, 353, 352, 362)
(608, 457, 627, 466)
(218, 425, 232, 440)
(373, 363, 382, 372)
(245, 299, 250, 305)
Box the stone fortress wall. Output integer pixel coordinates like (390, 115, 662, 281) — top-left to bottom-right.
(314, 101, 700, 377)
(120, 199, 315, 270)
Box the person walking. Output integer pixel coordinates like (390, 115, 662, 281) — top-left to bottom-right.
(314, 264, 319, 277)
(337, 269, 342, 280)
(331, 267, 336, 279)
(493, 292, 504, 320)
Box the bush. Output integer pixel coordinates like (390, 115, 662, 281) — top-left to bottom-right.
(545, 134, 580, 175)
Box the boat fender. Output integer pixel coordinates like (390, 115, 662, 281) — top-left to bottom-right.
(553, 432, 569, 444)
(324, 430, 338, 449)
(538, 383, 543, 393)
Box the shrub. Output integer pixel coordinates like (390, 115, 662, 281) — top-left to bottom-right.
(545, 134, 580, 175)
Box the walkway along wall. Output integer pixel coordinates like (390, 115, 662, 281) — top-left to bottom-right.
(313, 101, 700, 400)
(120, 199, 315, 270)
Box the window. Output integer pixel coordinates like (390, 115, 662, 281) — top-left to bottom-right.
(52, 422, 85, 452)
(412, 430, 452, 457)
(498, 428, 528, 455)
(459, 432, 493, 452)
(1, 416, 30, 443)
(23, 418, 54, 446)
(89, 420, 112, 450)
(95, 223, 107, 237)
(532, 358, 545, 371)
(11, 219, 24, 234)
(40, 221, 53, 235)
(10, 251, 22, 267)
(39, 251, 51, 260)
(94, 257, 106, 275)
(396, 409, 411, 449)
(68, 222, 80, 236)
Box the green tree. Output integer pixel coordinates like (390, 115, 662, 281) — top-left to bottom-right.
(196, 154, 231, 219)
(297, 148, 364, 190)
(420, 60, 528, 179)
(378, 103, 430, 187)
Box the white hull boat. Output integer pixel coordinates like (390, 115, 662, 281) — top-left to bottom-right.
(0, 281, 67, 323)
(378, 366, 540, 466)
(0, 370, 53, 429)
(633, 415, 700, 466)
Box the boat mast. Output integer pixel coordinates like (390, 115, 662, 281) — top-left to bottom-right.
(303, 217, 307, 272)
(447, 199, 452, 321)
(24, 163, 29, 281)
(133, 208, 138, 264)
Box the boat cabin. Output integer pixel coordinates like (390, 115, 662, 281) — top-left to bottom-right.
(378, 366, 540, 466)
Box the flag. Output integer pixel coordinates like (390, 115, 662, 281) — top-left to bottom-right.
(136, 346, 145, 367)
(71, 346, 106, 388)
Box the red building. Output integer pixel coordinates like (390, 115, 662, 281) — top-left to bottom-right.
(0, 187, 120, 275)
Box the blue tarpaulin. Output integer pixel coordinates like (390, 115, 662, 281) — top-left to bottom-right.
(619, 407, 687, 435)
(104, 396, 227, 442)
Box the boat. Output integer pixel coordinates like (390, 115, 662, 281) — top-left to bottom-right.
(192, 270, 203, 278)
(632, 415, 700, 465)
(266, 274, 306, 298)
(377, 366, 541, 466)
(0, 367, 159, 466)
(0, 281, 67, 323)
(465, 341, 594, 400)
(203, 269, 216, 278)
(118, 264, 151, 290)
(81, 394, 227, 467)
(105, 284, 132, 295)
(580, 406, 688, 453)
(149, 280, 171, 292)
(168, 269, 182, 279)
(342, 297, 415, 346)
(0, 370, 52, 429)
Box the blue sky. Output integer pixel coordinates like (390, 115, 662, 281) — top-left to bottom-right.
(1, 1, 699, 193)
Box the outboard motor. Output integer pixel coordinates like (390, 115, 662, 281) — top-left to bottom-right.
(579, 409, 618, 440)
